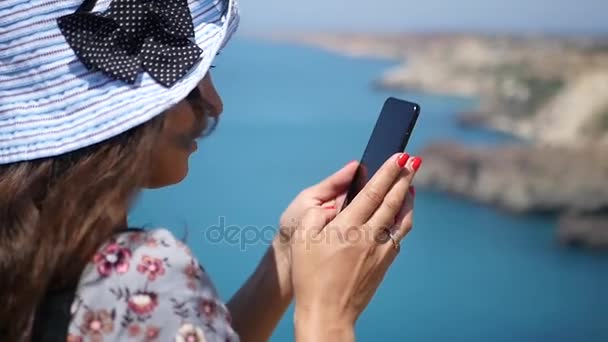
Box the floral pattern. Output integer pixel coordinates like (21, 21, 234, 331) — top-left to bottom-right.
(144, 326, 161, 341)
(128, 231, 145, 244)
(127, 291, 159, 316)
(127, 324, 141, 337)
(93, 242, 131, 277)
(68, 229, 239, 342)
(196, 297, 217, 318)
(176, 323, 206, 342)
(184, 259, 203, 290)
(80, 309, 114, 342)
(137, 255, 166, 281)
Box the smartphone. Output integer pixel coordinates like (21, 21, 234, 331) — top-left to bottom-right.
(341, 97, 420, 210)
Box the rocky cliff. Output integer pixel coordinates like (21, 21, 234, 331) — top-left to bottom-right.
(415, 142, 608, 250)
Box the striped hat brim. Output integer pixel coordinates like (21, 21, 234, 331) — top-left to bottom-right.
(0, 0, 240, 164)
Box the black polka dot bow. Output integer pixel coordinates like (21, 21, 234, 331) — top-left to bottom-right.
(57, 0, 203, 87)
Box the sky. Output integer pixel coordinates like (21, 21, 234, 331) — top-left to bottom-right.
(239, 0, 608, 35)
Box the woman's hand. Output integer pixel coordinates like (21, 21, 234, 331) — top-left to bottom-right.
(226, 161, 360, 342)
(268, 160, 359, 314)
(277, 161, 359, 247)
(291, 153, 421, 341)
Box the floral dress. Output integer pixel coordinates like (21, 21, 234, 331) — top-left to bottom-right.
(65, 229, 239, 342)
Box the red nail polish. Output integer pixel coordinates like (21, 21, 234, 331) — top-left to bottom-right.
(397, 153, 410, 168)
(411, 157, 422, 171)
(409, 186, 416, 197)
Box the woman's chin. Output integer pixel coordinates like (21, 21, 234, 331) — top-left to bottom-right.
(170, 164, 190, 186)
(144, 163, 189, 189)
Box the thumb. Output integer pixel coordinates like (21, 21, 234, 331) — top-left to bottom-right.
(300, 207, 334, 237)
(309, 161, 359, 202)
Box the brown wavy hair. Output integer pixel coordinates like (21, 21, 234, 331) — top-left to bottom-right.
(0, 88, 215, 340)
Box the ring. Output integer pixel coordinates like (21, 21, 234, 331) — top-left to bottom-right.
(384, 228, 400, 252)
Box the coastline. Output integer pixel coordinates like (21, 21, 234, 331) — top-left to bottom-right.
(262, 33, 608, 250)
(268, 33, 608, 144)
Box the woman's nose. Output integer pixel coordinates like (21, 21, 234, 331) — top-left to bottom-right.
(199, 72, 223, 118)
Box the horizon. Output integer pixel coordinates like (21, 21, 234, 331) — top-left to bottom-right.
(241, 28, 608, 40)
(239, 0, 608, 36)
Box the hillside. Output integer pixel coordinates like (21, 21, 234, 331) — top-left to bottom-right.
(275, 33, 608, 146)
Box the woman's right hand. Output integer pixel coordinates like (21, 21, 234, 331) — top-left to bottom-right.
(291, 153, 421, 341)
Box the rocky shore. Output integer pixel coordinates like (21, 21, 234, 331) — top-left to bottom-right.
(415, 143, 608, 250)
(268, 33, 608, 250)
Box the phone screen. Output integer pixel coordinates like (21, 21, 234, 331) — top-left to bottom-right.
(342, 97, 420, 210)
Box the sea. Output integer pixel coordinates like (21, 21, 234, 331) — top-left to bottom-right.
(130, 39, 608, 341)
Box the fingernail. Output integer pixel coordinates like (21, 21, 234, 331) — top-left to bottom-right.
(397, 153, 410, 168)
(409, 186, 416, 197)
(324, 205, 336, 210)
(411, 157, 422, 171)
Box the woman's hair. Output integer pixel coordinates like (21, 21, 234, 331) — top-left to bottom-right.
(0, 88, 215, 340)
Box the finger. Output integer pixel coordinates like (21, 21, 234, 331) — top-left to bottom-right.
(308, 161, 360, 202)
(340, 163, 370, 210)
(321, 199, 337, 209)
(393, 186, 414, 242)
(299, 207, 333, 237)
(321, 200, 339, 219)
(367, 164, 412, 235)
(343, 153, 408, 223)
(368, 157, 421, 236)
(373, 227, 401, 271)
(351, 163, 370, 200)
(334, 193, 347, 211)
(378, 186, 414, 257)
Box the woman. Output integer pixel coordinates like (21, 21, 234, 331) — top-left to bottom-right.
(0, 0, 422, 341)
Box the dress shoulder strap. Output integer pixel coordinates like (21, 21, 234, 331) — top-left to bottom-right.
(30, 286, 77, 342)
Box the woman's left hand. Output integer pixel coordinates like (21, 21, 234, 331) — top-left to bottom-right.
(228, 161, 357, 342)
(279, 160, 359, 240)
(272, 161, 360, 295)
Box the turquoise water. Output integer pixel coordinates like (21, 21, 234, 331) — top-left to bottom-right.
(130, 39, 608, 341)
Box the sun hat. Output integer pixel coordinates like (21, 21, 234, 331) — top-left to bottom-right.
(0, 0, 240, 165)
